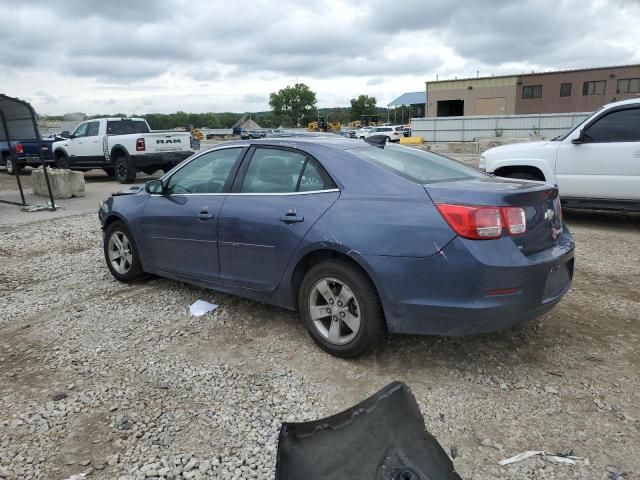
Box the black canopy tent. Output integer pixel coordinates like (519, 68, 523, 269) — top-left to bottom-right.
(0, 94, 56, 209)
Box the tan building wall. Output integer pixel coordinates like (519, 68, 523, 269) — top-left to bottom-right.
(515, 65, 640, 114)
(425, 65, 640, 117)
(426, 76, 517, 117)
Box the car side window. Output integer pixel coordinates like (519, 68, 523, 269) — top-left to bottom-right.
(583, 108, 640, 143)
(86, 121, 100, 137)
(240, 149, 306, 193)
(298, 160, 333, 192)
(165, 148, 242, 194)
(72, 123, 89, 138)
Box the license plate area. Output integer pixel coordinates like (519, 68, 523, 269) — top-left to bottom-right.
(542, 260, 572, 302)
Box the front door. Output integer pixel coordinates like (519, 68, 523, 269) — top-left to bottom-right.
(556, 106, 640, 199)
(218, 146, 339, 290)
(141, 147, 245, 280)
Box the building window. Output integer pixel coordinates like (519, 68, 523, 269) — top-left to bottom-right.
(618, 78, 640, 94)
(522, 85, 542, 99)
(560, 83, 572, 97)
(582, 80, 606, 96)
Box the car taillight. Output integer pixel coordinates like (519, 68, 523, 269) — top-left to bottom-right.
(15, 143, 24, 155)
(553, 195, 563, 223)
(435, 203, 527, 240)
(136, 138, 145, 151)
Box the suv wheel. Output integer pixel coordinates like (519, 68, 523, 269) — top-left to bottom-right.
(103, 221, 143, 282)
(114, 156, 136, 183)
(298, 259, 385, 358)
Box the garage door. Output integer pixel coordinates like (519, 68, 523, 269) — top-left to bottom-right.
(475, 97, 506, 115)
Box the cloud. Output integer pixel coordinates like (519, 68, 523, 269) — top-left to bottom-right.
(0, 0, 638, 113)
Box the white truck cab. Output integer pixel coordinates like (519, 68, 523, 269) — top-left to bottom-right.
(481, 99, 640, 211)
(53, 118, 193, 183)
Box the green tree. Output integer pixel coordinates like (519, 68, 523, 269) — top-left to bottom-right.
(269, 83, 317, 127)
(350, 95, 377, 121)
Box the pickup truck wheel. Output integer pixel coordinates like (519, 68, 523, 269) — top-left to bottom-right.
(506, 172, 542, 181)
(4, 156, 19, 175)
(114, 156, 136, 184)
(103, 221, 144, 282)
(56, 154, 70, 170)
(298, 259, 386, 358)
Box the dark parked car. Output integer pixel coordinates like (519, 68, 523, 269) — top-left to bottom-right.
(99, 136, 575, 357)
(0, 135, 61, 174)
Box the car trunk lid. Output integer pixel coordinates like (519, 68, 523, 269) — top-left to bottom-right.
(424, 177, 563, 255)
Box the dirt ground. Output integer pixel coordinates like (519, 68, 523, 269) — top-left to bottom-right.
(0, 164, 639, 479)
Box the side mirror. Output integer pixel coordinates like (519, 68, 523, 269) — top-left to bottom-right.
(61, 131, 70, 138)
(145, 179, 164, 194)
(571, 129, 585, 144)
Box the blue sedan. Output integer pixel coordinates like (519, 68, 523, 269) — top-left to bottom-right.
(98, 136, 575, 358)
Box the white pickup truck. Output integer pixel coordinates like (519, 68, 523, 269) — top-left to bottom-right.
(52, 118, 193, 183)
(480, 98, 640, 212)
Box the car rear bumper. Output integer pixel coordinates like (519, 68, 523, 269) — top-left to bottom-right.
(130, 151, 193, 167)
(363, 228, 575, 336)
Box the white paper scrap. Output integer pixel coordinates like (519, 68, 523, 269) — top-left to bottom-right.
(189, 300, 219, 317)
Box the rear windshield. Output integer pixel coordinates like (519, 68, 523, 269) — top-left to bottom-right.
(107, 120, 150, 135)
(350, 145, 487, 183)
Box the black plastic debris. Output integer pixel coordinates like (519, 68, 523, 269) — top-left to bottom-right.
(275, 381, 462, 480)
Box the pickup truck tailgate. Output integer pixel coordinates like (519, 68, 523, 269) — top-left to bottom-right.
(144, 133, 192, 153)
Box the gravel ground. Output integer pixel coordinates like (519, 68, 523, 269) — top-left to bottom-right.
(0, 167, 639, 479)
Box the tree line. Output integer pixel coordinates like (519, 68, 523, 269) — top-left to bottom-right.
(44, 84, 390, 130)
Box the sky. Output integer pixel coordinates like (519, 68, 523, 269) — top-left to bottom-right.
(1, 0, 639, 115)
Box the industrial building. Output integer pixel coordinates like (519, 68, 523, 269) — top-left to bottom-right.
(425, 64, 640, 117)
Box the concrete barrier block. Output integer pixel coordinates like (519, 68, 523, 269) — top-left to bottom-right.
(448, 142, 479, 154)
(31, 168, 86, 199)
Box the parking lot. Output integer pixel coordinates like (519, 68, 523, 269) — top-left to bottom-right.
(1, 160, 639, 480)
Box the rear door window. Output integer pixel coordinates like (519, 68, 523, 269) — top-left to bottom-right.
(106, 120, 150, 135)
(239, 148, 334, 193)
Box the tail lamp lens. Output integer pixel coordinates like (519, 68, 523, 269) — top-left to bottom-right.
(436, 203, 527, 240)
(15, 143, 24, 154)
(136, 138, 145, 151)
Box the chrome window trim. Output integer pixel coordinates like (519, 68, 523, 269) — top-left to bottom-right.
(149, 188, 340, 197)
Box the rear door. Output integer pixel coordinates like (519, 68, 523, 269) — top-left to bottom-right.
(218, 146, 339, 290)
(556, 106, 640, 200)
(141, 147, 245, 280)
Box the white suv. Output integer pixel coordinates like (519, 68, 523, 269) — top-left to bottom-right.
(481, 98, 640, 211)
(358, 125, 404, 142)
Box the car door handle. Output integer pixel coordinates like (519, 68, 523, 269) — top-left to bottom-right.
(280, 214, 304, 223)
(197, 212, 213, 220)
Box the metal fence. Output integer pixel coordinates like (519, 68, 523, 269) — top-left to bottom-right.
(411, 112, 591, 142)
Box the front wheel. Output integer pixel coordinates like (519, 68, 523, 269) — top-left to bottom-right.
(114, 156, 136, 183)
(298, 259, 385, 358)
(56, 154, 70, 170)
(103, 221, 144, 282)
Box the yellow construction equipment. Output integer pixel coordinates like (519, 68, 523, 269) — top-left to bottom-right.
(191, 128, 204, 141)
(308, 116, 341, 132)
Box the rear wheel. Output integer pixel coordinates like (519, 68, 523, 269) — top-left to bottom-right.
(298, 259, 385, 358)
(114, 155, 136, 183)
(505, 171, 542, 181)
(4, 156, 20, 175)
(103, 221, 143, 282)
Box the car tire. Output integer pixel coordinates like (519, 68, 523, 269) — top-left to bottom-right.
(56, 153, 70, 170)
(298, 259, 385, 358)
(103, 167, 115, 178)
(506, 172, 542, 181)
(114, 155, 136, 183)
(103, 221, 144, 283)
(4, 156, 20, 175)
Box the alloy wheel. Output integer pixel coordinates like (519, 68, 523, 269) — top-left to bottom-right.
(107, 231, 133, 275)
(308, 277, 361, 345)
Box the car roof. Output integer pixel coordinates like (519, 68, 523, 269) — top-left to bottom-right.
(228, 135, 366, 151)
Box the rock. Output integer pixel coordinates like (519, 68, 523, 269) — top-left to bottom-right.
(106, 454, 120, 466)
(545, 386, 559, 394)
(52, 392, 67, 401)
